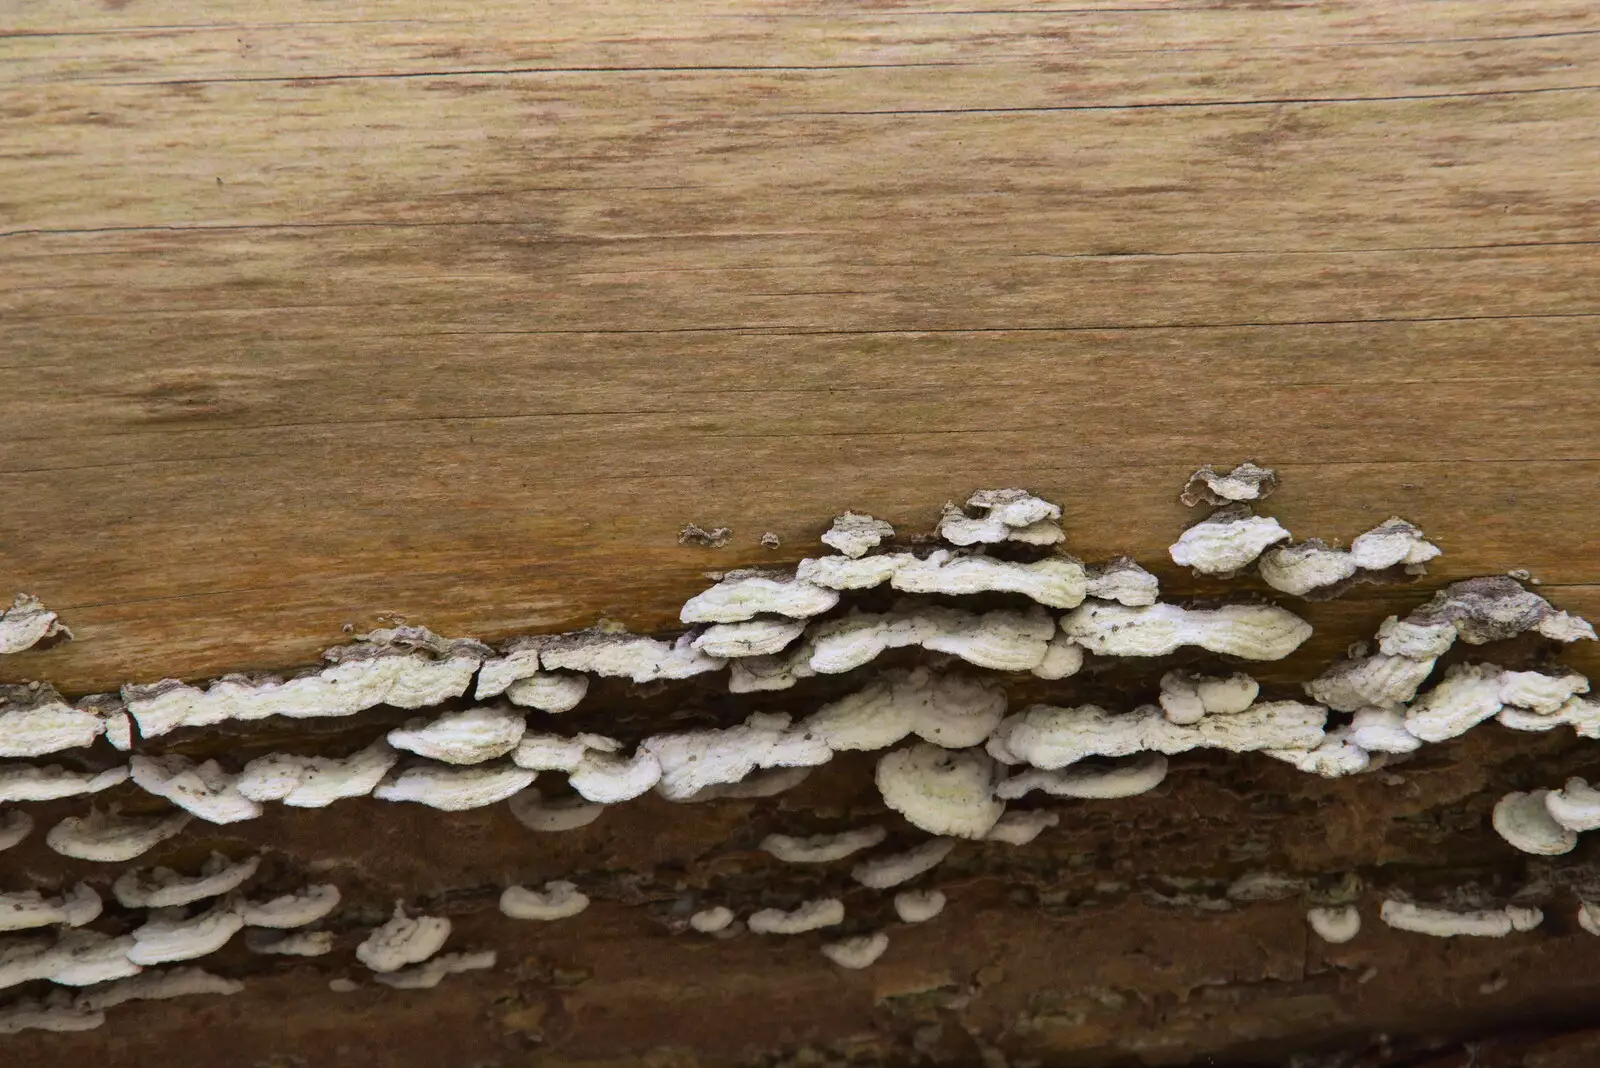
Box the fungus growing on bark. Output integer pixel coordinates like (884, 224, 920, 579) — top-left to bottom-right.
(1348, 707, 1423, 754)
(803, 667, 1005, 753)
(239, 885, 341, 929)
(235, 739, 398, 808)
(1304, 652, 1437, 714)
(123, 627, 488, 738)
(356, 904, 451, 973)
(0, 762, 127, 803)
(821, 932, 889, 969)
(1058, 602, 1312, 660)
(0, 884, 101, 933)
(893, 889, 946, 924)
(0, 810, 31, 852)
(937, 489, 1063, 546)
(822, 512, 895, 558)
(681, 569, 839, 624)
(988, 701, 1324, 769)
(538, 630, 725, 683)
(1307, 905, 1361, 944)
(1404, 577, 1595, 647)
(128, 900, 244, 965)
(852, 839, 956, 889)
(761, 826, 887, 864)
(1157, 671, 1259, 725)
(0, 992, 103, 1034)
(46, 807, 190, 863)
(373, 762, 536, 811)
(0, 684, 108, 758)
(1168, 507, 1291, 575)
(0, 594, 71, 654)
(690, 906, 735, 934)
(995, 753, 1168, 800)
(387, 705, 526, 765)
(1264, 726, 1371, 778)
(130, 754, 261, 824)
(113, 853, 260, 909)
(1084, 558, 1160, 607)
(876, 744, 1005, 839)
(375, 950, 496, 989)
(888, 551, 1087, 609)
(500, 881, 590, 921)
(246, 929, 334, 957)
(1179, 462, 1278, 507)
(507, 788, 605, 832)
(691, 618, 809, 658)
(748, 899, 845, 935)
(1491, 791, 1577, 855)
(983, 809, 1059, 845)
(644, 712, 830, 801)
(1032, 633, 1085, 681)
(1379, 900, 1542, 938)
(1543, 778, 1600, 832)
(809, 603, 1055, 675)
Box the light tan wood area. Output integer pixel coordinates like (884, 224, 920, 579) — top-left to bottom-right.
(3, 0, 1598, 694)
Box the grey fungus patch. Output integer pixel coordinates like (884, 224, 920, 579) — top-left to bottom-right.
(507, 788, 606, 832)
(821, 512, 895, 558)
(1179, 462, 1279, 507)
(375, 950, 496, 989)
(46, 807, 191, 863)
(0, 966, 244, 1035)
(1407, 576, 1596, 647)
(678, 524, 733, 548)
(0, 810, 35, 853)
(0, 594, 71, 655)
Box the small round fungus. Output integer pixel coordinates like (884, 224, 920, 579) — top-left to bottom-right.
(1307, 905, 1360, 944)
(356, 904, 451, 973)
(821, 512, 896, 558)
(507, 788, 606, 832)
(689, 906, 735, 934)
(821, 932, 889, 970)
(875, 744, 1005, 839)
(500, 881, 590, 922)
(1544, 777, 1600, 832)
(1492, 790, 1577, 855)
(893, 889, 946, 924)
(761, 826, 887, 864)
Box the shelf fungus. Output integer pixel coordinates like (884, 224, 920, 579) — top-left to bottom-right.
(46, 807, 191, 863)
(128, 899, 245, 965)
(239, 885, 341, 929)
(691, 617, 809, 659)
(235, 739, 398, 808)
(727, 639, 819, 693)
(1058, 602, 1312, 660)
(689, 906, 735, 934)
(0, 884, 101, 932)
(1492, 791, 1578, 855)
(122, 626, 489, 739)
(821, 932, 889, 970)
(983, 809, 1059, 846)
(1405, 576, 1596, 648)
(747, 898, 845, 935)
(852, 839, 956, 889)
(113, 853, 260, 909)
(475, 637, 588, 712)
(804, 667, 1006, 753)
(0, 992, 103, 1035)
(356, 905, 451, 973)
(1157, 671, 1259, 726)
(130, 754, 262, 824)
(1406, 664, 1590, 743)
(507, 788, 606, 832)
(1304, 652, 1438, 714)
(0, 594, 71, 655)
(1379, 900, 1543, 938)
(1543, 778, 1600, 833)
(680, 569, 839, 624)
(538, 630, 725, 683)
(893, 889, 946, 924)
(500, 881, 590, 921)
(1084, 558, 1160, 607)
(1307, 905, 1361, 944)
(1264, 726, 1371, 778)
(1, 930, 142, 990)
(372, 762, 536, 811)
(876, 744, 1005, 839)
(0, 685, 111, 758)
(1259, 518, 1440, 597)
(821, 512, 896, 558)
(995, 753, 1168, 800)
(1168, 507, 1290, 575)
(387, 705, 527, 765)
(886, 551, 1088, 609)
(1179, 462, 1278, 508)
(0, 810, 32, 852)
(988, 701, 1325, 770)
(375, 950, 496, 989)
(643, 712, 829, 801)
(0, 762, 128, 803)
(809, 603, 1055, 674)
(937, 489, 1063, 546)
(761, 826, 887, 864)
(245, 929, 334, 957)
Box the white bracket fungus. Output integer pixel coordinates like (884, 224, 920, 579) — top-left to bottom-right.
(0, 594, 71, 654)
(245, 929, 334, 957)
(748, 899, 845, 935)
(539, 630, 725, 683)
(1406, 576, 1595, 647)
(644, 712, 830, 801)
(500, 881, 590, 921)
(888, 551, 1088, 609)
(893, 889, 946, 924)
(689, 906, 735, 933)
(727, 639, 818, 693)
(1379, 900, 1542, 938)
(1491, 791, 1577, 855)
(1260, 518, 1440, 597)
(1032, 633, 1085, 681)
(113, 853, 260, 909)
(796, 553, 912, 591)
(675, 765, 812, 803)
(809, 603, 1055, 675)
(0, 762, 128, 803)
(566, 750, 663, 803)
(0, 810, 32, 852)
(822, 512, 896, 558)
(983, 809, 1059, 846)
(1406, 664, 1589, 743)
(1179, 462, 1278, 507)
(0, 884, 101, 933)
(475, 639, 591, 711)
(1348, 707, 1423, 754)
(803, 667, 1006, 753)
(0, 992, 103, 1034)
(75, 966, 242, 1011)
(1580, 901, 1600, 937)
(937, 489, 1063, 546)
(46, 807, 191, 862)
(356, 904, 451, 973)
(1264, 726, 1370, 778)
(680, 569, 839, 624)
(1058, 602, 1312, 660)
(373, 762, 536, 811)
(821, 932, 889, 970)
(123, 626, 489, 739)
(1543, 778, 1600, 832)
(761, 826, 887, 864)
(130, 754, 262, 824)
(1157, 670, 1259, 725)
(235, 739, 398, 808)
(988, 701, 1324, 770)
(239, 884, 341, 928)
(1350, 518, 1442, 571)
(128, 899, 244, 965)
(852, 839, 956, 889)
(1305, 653, 1436, 714)
(512, 727, 619, 772)
(995, 753, 1168, 800)
(507, 788, 605, 832)
(0, 684, 108, 758)
(387, 705, 527, 765)
(1084, 558, 1160, 607)
(1168, 507, 1290, 575)
(692, 618, 809, 659)
(1306, 905, 1361, 944)
(375, 950, 495, 989)
(876, 744, 1005, 839)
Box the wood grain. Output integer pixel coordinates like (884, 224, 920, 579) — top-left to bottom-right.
(3, 0, 1598, 697)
